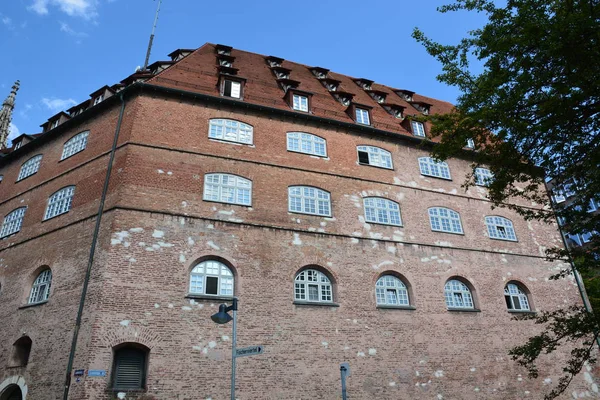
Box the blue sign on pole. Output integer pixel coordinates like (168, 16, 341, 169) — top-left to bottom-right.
(87, 370, 107, 377)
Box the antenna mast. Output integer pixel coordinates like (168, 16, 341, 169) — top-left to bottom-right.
(143, 0, 162, 70)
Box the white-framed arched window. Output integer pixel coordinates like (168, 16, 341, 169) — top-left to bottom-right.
(287, 132, 327, 157)
(474, 167, 493, 186)
(29, 269, 52, 304)
(428, 207, 463, 234)
(17, 154, 43, 181)
(485, 216, 517, 241)
(0, 207, 27, 238)
(357, 146, 393, 169)
(44, 186, 75, 220)
(418, 157, 451, 180)
(189, 260, 234, 296)
(61, 131, 90, 160)
(288, 186, 331, 216)
(505, 283, 530, 311)
(444, 279, 474, 309)
(376, 275, 409, 306)
(208, 119, 253, 145)
(203, 173, 252, 206)
(294, 269, 333, 303)
(363, 197, 402, 226)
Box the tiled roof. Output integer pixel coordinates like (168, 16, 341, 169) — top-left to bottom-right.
(147, 43, 455, 141)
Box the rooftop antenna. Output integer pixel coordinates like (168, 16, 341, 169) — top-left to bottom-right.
(143, 0, 162, 70)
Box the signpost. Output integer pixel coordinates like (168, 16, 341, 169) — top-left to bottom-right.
(235, 345, 264, 358)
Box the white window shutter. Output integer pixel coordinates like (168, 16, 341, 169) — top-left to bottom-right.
(231, 82, 241, 98)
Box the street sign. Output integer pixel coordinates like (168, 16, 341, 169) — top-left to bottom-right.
(235, 345, 264, 358)
(87, 370, 106, 377)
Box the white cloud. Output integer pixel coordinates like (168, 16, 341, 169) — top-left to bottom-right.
(59, 21, 87, 39)
(19, 104, 33, 119)
(1, 14, 15, 30)
(42, 97, 77, 112)
(28, 0, 98, 20)
(8, 123, 20, 142)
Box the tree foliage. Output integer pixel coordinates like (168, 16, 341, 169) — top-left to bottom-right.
(413, 0, 600, 398)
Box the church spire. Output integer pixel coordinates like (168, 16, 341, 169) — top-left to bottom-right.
(0, 80, 20, 150)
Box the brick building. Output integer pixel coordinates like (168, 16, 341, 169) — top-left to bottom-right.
(0, 43, 596, 399)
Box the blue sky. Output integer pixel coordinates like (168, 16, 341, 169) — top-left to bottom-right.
(0, 0, 488, 143)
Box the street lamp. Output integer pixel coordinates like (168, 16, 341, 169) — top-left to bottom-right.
(211, 297, 238, 400)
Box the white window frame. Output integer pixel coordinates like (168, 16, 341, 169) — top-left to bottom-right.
(189, 260, 234, 297)
(428, 207, 463, 234)
(411, 121, 426, 137)
(287, 132, 327, 157)
(376, 275, 409, 306)
(208, 119, 253, 145)
(29, 269, 52, 304)
(419, 157, 451, 180)
(505, 283, 530, 311)
(363, 197, 402, 226)
(474, 167, 493, 186)
(288, 186, 331, 217)
(466, 138, 475, 148)
(61, 131, 90, 160)
(357, 145, 393, 169)
(0, 207, 26, 238)
(292, 94, 309, 112)
(485, 216, 517, 241)
(294, 269, 333, 303)
(17, 154, 43, 181)
(355, 108, 370, 125)
(222, 80, 242, 99)
(44, 186, 76, 220)
(203, 173, 252, 206)
(444, 279, 474, 309)
(50, 120, 59, 129)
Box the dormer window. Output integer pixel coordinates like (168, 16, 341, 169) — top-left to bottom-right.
(411, 121, 426, 137)
(219, 59, 233, 67)
(310, 67, 329, 79)
(271, 67, 291, 80)
(354, 78, 374, 91)
(366, 90, 387, 104)
(293, 94, 309, 112)
(320, 78, 341, 92)
(395, 89, 415, 102)
(93, 95, 104, 106)
(333, 92, 354, 106)
(50, 120, 59, 129)
(411, 101, 432, 115)
(14, 141, 22, 150)
(382, 104, 405, 119)
(266, 56, 284, 68)
(221, 78, 243, 99)
(355, 108, 370, 125)
(216, 44, 232, 56)
(285, 89, 312, 113)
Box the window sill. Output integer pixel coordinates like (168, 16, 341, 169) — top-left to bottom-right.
(293, 301, 339, 307)
(42, 211, 69, 223)
(208, 138, 254, 147)
(488, 237, 519, 243)
(377, 305, 415, 310)
(186, 294, 234, 302)
(19, 300, 48, 309)
(508, 310, 536, 315)
(431, 229, 465, 236)
(421, 174, 452, 181)
(288, 211, 332, 218)
(287, 149, 328, 158)
(202, 198, 252, 208)
(365, 221, 403, 228)
(447, 307, 481, 313)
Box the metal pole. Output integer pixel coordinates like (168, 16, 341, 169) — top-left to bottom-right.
(143, 0, 162, 70)
(340, 365, 347, 400)
(231, 298, 238, 400)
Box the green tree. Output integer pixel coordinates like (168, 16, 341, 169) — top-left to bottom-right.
(413, 1, 600, 398)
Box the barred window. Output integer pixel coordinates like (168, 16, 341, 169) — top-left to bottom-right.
(475, 168, 493, 186)
(0, 207, 26, 238)
(411, 121, 426, 137)
(29, 269, 52, 304)
(364, 197, 402, 226)
(444, 279, 474, 309)
(429, 207, 463, 234)
(418, 157, 451, 179)
(376, 275, 409, 306)
(17, 154, 43, 181)
(357, 145, 393, 169)
(287, 132, 327, 157)
(505, 283, 530, 311)
(189, 260, 234, 296)
(61, 131, 90, 160)
(44, 186, 75, 220)
(485, 216, 517, 241)
(294, 269, 332, 303)
(208, 119, 253, 144)
(288, 186, 331, 216)
(203, 173, 252, 206)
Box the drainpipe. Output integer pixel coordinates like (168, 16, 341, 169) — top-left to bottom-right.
(62, 92, 127, 400)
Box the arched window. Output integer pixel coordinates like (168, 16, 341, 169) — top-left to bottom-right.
(29, 269, 52, 304)
(294, 269, 333, 303)
(203, 173, 252, 206)
(357, 145, 393, 169)
(428, 207, 463, 234)
(287, 132, 327, 157)
(418, 157, 451, 180)
(363, 197, 402, 226)
(11, 336, 32, 367)
(485, 216, 517, 241)
(474, 167, 493, 186)
(17, 154, 42, 181)
(44, 186, 75, 220)
(444, 279, 474, 309)
(208, 119, 253, 144)
(0, 384, 23, 400)
(505, 283, 530, 311)
(288, 186, 331, 216)
(61, 131, 90, 160)
(112, 345, 149, 390)
(0, 207, 27, 238)
(376, 275, 409, 306)
(189, 260, 234, 296)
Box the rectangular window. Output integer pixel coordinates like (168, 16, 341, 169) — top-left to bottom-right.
(286, 132, 326, 157)
(50, 120, 59, 129)
(411, 121, 426, 137)
(223, 80, 241, 98)
(355, 108, 370, 125)
(93, 95, 104, 106)
(205, 276, 219, 295)
(293, 94, 309, 112)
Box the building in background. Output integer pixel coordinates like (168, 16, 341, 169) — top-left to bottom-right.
(0, 43, 594, 399)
